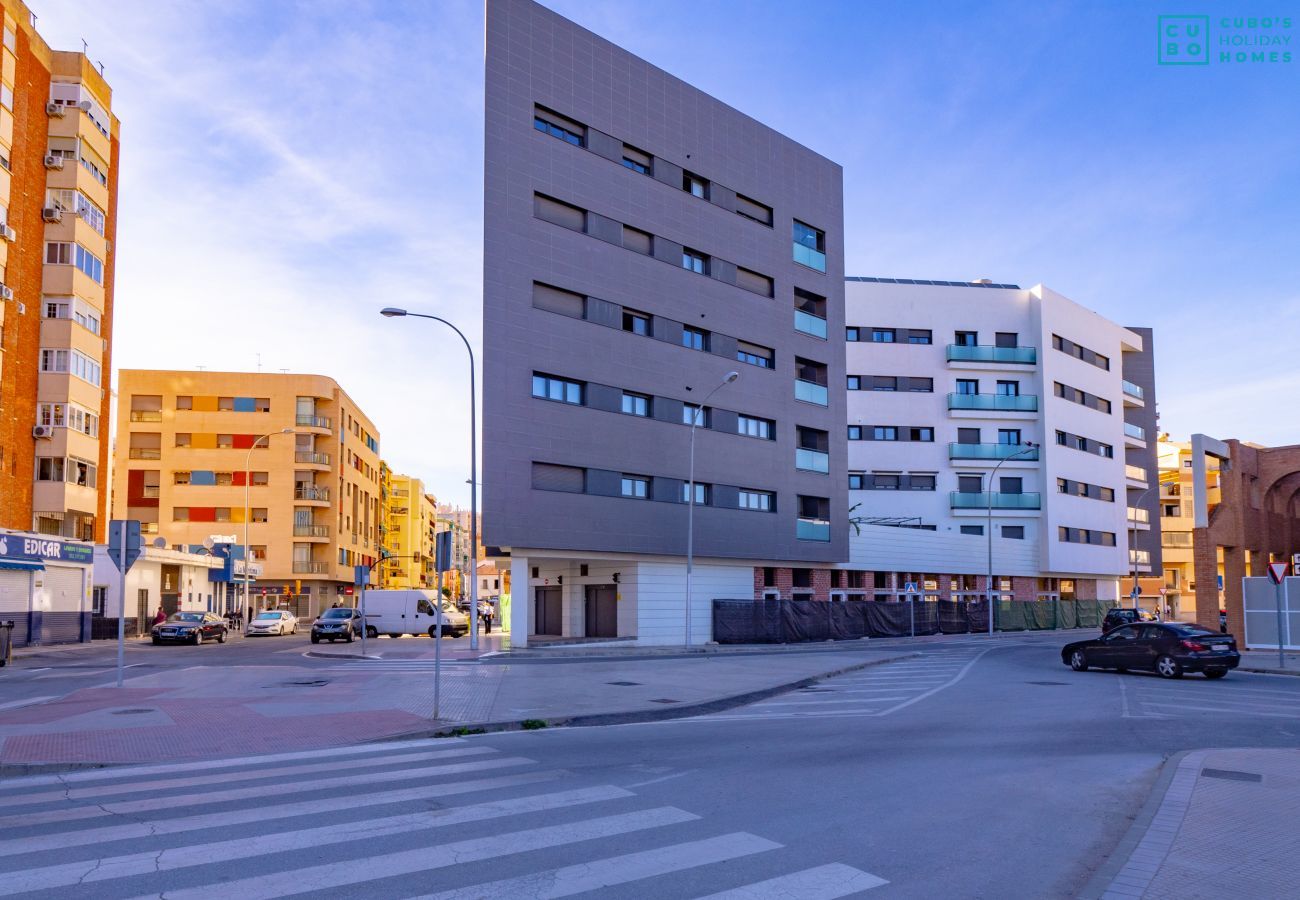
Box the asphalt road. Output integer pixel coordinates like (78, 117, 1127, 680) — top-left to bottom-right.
(3, 637, 1298, 898)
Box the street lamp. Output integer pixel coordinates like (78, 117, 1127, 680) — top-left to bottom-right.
(380, 307, 481, 649)
(685, 370, 740, 647)
(1130, 485, 1155, 610)
(243, 428, 296, 625)
(986, 442, 1038, 635)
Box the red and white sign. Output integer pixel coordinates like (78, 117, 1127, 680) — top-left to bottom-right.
(1267, 562, 1289, 585)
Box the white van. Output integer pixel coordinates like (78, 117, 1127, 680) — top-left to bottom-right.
(360, 590, 469, 638)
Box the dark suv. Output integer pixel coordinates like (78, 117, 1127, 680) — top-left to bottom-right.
(1102, 607, 1159, 633)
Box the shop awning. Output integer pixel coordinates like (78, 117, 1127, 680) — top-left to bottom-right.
(0, 559, 44, 571)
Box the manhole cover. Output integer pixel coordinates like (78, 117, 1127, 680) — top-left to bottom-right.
(649, 698, 680, 704)
(112, 708, 155, 715)
(1201, 768, 1262, 783)
(606, 681, 642, 687)
(1026, 681, 1069, 686)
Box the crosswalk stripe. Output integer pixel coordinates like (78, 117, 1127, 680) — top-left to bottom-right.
(1142, 701, 1300, 718)
(0, 756, 536, 830)
(764, 697, 908, 707)
(411, 832, 782, 900)
(693, 862, 889, 898)
(2, 745, 495, 807)
(0, 785, 632, 896)
(0, 770, 562, 859)
(0, 736, 459, 791)
(140, 806, 701, 900)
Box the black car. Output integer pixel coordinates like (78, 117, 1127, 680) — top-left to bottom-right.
(1101, 607, 1159, 633)
(311, 607, 367, 643)
(1063, 622, 1239, 679)
(152, 612, 228, 645)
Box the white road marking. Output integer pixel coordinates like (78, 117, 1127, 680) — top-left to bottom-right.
(870, 648, 996, 717)
(0, 696, 56, 712)
(1142, 701, 1300, 718)
(412, 832, 782, 900)
(694, 862, 889, 898)
(764, 697, 909, 708)
(141, 806, 701, 900)
(625, 770, 694, 788)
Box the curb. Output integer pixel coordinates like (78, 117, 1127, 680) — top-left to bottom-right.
(371, 650, 921, 741)
(1075, 749, 1193, 900)
(1238, 666, 1300, 677)
(0, 760, 120, 779)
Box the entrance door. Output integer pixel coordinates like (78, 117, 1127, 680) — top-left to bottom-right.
(584, 585, 618, 638)
(534, 587, 562, 636)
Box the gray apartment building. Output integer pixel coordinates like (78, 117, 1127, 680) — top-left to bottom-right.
(1122, 327, 1162, 587)
(482, 0, 846, 646)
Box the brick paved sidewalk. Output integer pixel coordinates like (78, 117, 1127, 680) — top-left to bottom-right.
(1085, 747, 1300, 899)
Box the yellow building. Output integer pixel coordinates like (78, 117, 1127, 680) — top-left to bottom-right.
(112, 370, 382, 618)
(381, 474, 438, 589)
(1157, 437, 1223, 618)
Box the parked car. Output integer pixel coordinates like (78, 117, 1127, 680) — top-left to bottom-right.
(311, 607, 368, 643)
(1063, 622, 1239, 679)
(361, 590, 468, 638)
(246, 610, 298, 637)
(152, 612, 228, 645)
(1101, 607, 1160, 633)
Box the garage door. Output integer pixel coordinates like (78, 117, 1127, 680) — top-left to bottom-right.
(38, 564, 85, 645)
(0, 569, 32, 647)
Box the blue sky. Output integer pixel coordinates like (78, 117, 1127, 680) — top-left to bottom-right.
(30, 0, 1300, 504)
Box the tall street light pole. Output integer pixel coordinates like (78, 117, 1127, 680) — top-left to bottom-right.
(244, 427, 295, 626)
(1130, 485, 1154, 610)
(986, 442, 1038, 635)
(380, 307, 481, 650)
(685, 371, 739, 647)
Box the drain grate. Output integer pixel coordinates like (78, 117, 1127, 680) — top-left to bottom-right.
(1201, 768, 1262, 783)
(606, 681, 642, 687)
(112, 708, 155, 716)
(649, 698, 680, 704)
(1026, 681, 1069, 686)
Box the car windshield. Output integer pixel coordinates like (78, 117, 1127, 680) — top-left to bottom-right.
(256, 612, 283, 620)
(168, 613, 203, 623)
(1169, 624, 1217, 636)
(322, 609, 354, 619)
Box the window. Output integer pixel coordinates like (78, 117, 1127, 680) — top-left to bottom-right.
(217, 434, 233, 448)
(792, 220, 826, 272)
(92, 585, 106, 616)
(958, 475, 983, 494)
(736, 267, 773, 297)
(681, 482, 710, 505)
(622, 225, 653, 255)
(909, 378, 934, 392)
(738, 415, 774, 440)
(873, 473, 900, 490)
(2, 26, 14, 52)
(735, 194, 773, 226)
(79, 148, 108, 186)
(621, 144, 652, 175)
(872, 376, 897, 392)
(682, 326, 710, 351)
(995, 332, 1018, 348)
(532, 373, 584, 405)
(847, 376, 861, 390)
(532, 462, 585, 493)
(955, 331, 977, 347)
(996, 381, 1020, 396)
(999, 476, 1023, 494)
(909, 427, 934, 442)
(45, 241, 72, 264)
(683, 404, 711, 427)
(621, 391, 651, 417)
(736, 341, 773, 368)
(534, 194, 586, 232)
(620, 475, 649, 499)
(176, 396, 193, 410)
(43, 298, 70, 320)
(40, 348, 101, 386)
(173, 507, 189, 522)
(1163, 503, 1180, 518)
(958, 427, 981, 444)
(73, 245, 104, 283)
(252, 508, 268, 523)
(956, 379, 978, 395)
(909, 474, 936, 491)
(683, 172, 709, 199)
(1000, 525, 1025, 540)
(1052, 334, 1110, 370)
(961, 525, 984, 536)
(1059, 527, 1117, 546)
(848, 426, 863, 441)
(849, 473, 865, 490)
(175, 433, 191, 447)
(738, 489, 774, 511)
(682, 248, 709, 275)
(908, 330, 933, 345)
(174, 471, 191, 484)
(36, 457, 64, 481)
(873, 426, 898, 441)
(622, 309, 650, 336)
(846, 327, 860, 342)
(998, 429, 1021, 445)
(871, 328, 896, 343)
(533, 105, 585, 146)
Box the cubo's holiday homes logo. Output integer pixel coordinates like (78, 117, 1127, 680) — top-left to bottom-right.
(1159, 14, 1293, 65)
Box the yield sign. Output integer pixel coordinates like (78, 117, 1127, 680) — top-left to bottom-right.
(1267, 562, 1289, 585)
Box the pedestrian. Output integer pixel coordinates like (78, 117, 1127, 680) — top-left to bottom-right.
(481, 604, 493, 635)
(152, 606, 167, 627)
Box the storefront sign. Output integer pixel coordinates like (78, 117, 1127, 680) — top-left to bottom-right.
(0, 534, 93, 564)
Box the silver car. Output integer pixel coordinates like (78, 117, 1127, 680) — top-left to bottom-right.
(246, 610, 298, 636)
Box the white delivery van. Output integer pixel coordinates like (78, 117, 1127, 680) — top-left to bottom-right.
(361, 590, 469, 638)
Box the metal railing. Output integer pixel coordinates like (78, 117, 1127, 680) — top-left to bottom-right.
(949, 491, 1041, 510)
(795, 448, 830, 473)
(947, 393, 1038, 412)
(129, 410, 162, 422)
(293, 525, 328, 538)
(948, 442, 1039, 461)
(128, 448, 161, 460)
(295, 451, 331, 466)
(295, 414, 332, 429)
(795, 379, 828, 406)
(294, 485, 330, 502)
(1162, 532, 1193, 547)
(945, 345, 1037, 364)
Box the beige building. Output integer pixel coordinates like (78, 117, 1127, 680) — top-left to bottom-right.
(112, 370, 382, 617)
(381, 474, 438, 589)
(1158, 437, 1223, 618)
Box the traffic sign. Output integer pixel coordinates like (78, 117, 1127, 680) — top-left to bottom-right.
(1130, 586, 1141, 599)
(903, 581, 919, 594)
(108, 520, 143, 572)
(1267, 562, 1289, 585)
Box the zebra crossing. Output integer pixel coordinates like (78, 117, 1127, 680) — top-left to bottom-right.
(1124, 674, 1300, 720)
(0, 736, 887, 898)
(696, 649, 993, 722)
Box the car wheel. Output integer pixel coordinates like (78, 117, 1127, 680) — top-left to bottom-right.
(311, 635, 320, 644)
(217, 631, 226, 644)
(194, 631, 203, 646)
(345, 630, 355, 643)
(428, 626, 439, 639)
(1204, 669, 1227, 679)
(1069, 650, 1089, 672)
(1156, 655, 1183, 679)
(367, 626, 378, 639)
(152, 638, 161, 646)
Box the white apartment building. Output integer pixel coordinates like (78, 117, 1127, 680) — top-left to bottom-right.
(842, 277, 1159, 603)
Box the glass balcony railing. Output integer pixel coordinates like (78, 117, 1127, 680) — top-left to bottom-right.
(1125, 464, 1148, 482)
(947, 393, 1038, 412)
(296, 414, 332, 429)
(292, 561, 329, 574)
(948, 443, 1039, 461)
(793, 242, 827, 272)
(295, 451, 331, 466)
(1130, 549, 1151, 565)
(129, 410, 162, 422)
(945, 345, 1037, 364)
(795, 448, 830, 473)
(949, 491, 1042, 510)
(795, 380, 829, 406)
(295, 485, 331, 502)
(1122, 380, 1145, 400)
(1127, 507, 1150, 525)
(1124, 422, 1147, 441)
(796, 518, 831, 541)
(128, 448, 161, 460)
(293, 525, 329, 538)
(794, 310, 828, 339)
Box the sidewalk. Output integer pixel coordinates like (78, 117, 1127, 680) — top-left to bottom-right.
(1236, 648, 1300, 676)
(0, 645, 915, 773)
(1082, 748, 1300, 899)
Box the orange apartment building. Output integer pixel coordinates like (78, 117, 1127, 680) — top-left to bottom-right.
(0, 0, 118, 543)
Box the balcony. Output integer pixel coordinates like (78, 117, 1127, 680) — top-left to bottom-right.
(141, 485, 160, 499)
(292, 561, 329, 574)
(1122, 380, 1145, 399)
(294, 485, 331, 503)
(295, 451, 331, 467)
(795, 380, 828, 406)
(128, 448, 161, 460)
(293, 525, 329, 538)
(796, 518, 831, 542)
(1130, 549, 1151, 566)
(948, 443, 1039, 461)
(950, 491, 1042, 510)
(946, 345, 1037, 365)
(129, 410, 162, 422)
(792, 242, 826, 273)
(1123, 422, 1147, 446)
(795, 448, 830, 474)
(1125, 464, 1148, 486)
(947, 393, 1038, 413)
(296, 414, 332, 430)
(1127, 507, 1151, 529)
(794, 310, 827, 339)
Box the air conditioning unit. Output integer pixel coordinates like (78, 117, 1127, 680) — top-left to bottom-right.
(43, 155, 64, 170)
(42, 207, 62, 223)
(32, 425, 53, 439)
(0, 285, 13, 301)
(0, 226, 14, 242)
(45, 102, 66, 117)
